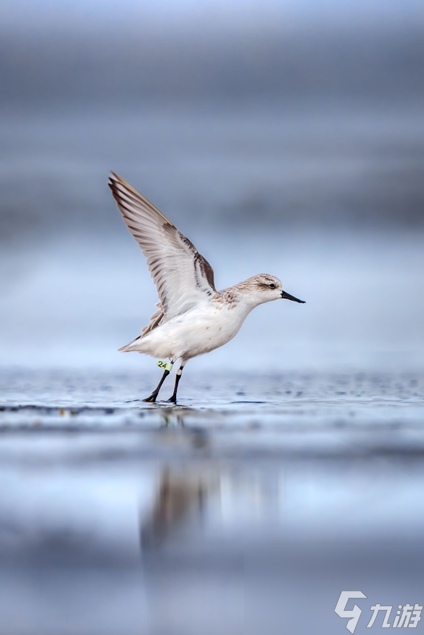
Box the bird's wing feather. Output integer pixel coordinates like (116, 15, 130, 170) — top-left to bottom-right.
(109, 173, 216, 329)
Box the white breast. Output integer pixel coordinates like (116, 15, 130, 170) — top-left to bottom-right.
(133, 300, 250, 362)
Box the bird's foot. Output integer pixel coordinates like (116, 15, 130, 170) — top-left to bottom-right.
(167, 395, 177, 404)
(143, 393, 158, 403)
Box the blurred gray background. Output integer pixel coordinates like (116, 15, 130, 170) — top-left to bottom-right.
(1, 0, 424, 373)
(1, 4, 424, 635)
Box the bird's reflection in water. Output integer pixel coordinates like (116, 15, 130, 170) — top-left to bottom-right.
(140, 465, 219, 550)
(140, 407, 287, 555)
(139, 463, 287, 556)
(154, 406, 212, 451)
(137, 457, 288, 634)
(140, 406, 218, 549)
(156, 406, 187, 428)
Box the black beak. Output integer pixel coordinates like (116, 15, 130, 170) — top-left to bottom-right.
(281, 290, 305, 303)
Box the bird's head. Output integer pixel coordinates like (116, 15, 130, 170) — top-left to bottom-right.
(246, 274, 305, 306)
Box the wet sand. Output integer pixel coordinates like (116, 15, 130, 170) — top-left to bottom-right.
(0, 370, 423, 634)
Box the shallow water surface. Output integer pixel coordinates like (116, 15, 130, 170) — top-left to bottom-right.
(0, 370, 423, 635)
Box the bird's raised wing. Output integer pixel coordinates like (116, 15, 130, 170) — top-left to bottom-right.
(109, 173, 216, 330)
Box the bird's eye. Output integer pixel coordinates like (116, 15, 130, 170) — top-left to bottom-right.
(269, 283, 276, 289)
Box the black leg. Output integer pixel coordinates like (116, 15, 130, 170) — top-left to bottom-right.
(143, 369, 170, 403)
(167, 365, 184, 404)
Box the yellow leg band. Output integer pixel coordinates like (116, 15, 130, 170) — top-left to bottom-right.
(157, 360, 173, 372)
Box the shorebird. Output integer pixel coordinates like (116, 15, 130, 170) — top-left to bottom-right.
(109, 173, 305, 403)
